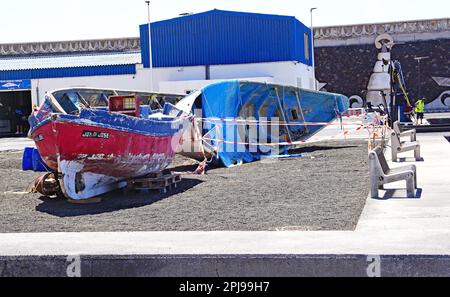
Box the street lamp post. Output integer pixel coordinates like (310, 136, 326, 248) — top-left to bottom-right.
(145, 1, 154, 92)
(310, 8, 318, 91)
(414, 56, 429, 99)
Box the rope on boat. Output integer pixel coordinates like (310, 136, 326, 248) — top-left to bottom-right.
(31, 172, 63, 198)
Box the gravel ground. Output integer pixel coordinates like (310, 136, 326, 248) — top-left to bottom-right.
(0, 140, 369, 233)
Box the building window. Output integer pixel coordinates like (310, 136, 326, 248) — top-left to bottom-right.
(304, 33, 310, 61)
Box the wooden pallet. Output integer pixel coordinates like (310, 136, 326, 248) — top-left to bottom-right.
(126, 172, 182, 194)
(67, 197, 102, 204)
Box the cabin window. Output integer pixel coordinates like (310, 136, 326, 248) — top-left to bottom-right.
(304, 33, 310, 61)
(58, 92, 83, 115)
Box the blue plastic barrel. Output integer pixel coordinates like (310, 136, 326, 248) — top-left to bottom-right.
(22, 147, 34, 171)
(398, 104, 407, 122)
(32, 149, 49, 172)
(140, 105, 150, 119)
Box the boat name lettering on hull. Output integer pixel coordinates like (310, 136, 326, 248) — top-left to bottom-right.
(82, 130, 110, 139)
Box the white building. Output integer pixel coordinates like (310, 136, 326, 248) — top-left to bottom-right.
(0, 9, 315, 135)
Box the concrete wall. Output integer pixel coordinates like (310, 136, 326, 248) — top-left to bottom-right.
(2, 255, 450, 277)
(159, 77, 275, 94)
(209, 61, 314, 89)
(159, 61, 314, 94)
(30, 61, 314, 104)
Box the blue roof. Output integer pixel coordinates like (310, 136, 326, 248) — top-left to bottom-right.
(140, 9, 313, 68)
(0, 52, 140, 80)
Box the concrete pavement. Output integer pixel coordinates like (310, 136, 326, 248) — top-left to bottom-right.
(0, 137, 34, 152)
(357, 133, 450, 232)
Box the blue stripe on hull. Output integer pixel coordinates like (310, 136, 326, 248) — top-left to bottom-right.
(38, 109, 191, 138)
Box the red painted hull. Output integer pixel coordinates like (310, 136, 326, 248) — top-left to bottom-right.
(32, 119, 184, 200)
(33, 121, 181, 175)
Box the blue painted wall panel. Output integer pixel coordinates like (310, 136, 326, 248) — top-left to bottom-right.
(0, 64, 136, 81)
(140, 10, 312, 68)
(295, 20, 314, 66)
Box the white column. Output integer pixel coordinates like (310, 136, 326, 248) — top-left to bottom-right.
(310, 8, 318, 91)
(146, 1, 154, 92)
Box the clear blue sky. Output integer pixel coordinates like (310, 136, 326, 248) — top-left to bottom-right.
(0, 0, 448, 43)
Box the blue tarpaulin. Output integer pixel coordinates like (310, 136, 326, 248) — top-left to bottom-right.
(197, 80, 349, 167)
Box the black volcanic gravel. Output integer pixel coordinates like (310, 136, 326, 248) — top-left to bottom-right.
(0, 140, 369, 233)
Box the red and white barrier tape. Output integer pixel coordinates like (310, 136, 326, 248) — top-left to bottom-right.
(201, 124, 385, 147)
(197, 118, 376, 128)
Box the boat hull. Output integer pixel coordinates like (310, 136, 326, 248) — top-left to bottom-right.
(178, 80, 350, 167)
(31, 111, 188, 200)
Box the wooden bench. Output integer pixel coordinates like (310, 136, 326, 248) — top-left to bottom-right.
(393, 121, 416, 142)
(369, 146, 417, 198)
(391, 128, 421, 162)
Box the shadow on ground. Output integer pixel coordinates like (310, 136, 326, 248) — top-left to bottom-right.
(35, 178, 203, 217)
(289, 145, 359, 155)
(396, 157, 425, 162)
(374, 188, 423, 200)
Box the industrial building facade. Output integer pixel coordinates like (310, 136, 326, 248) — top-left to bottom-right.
(0, 9, 314, 136)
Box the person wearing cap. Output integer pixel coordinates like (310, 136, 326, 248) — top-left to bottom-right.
(415, 98, 425, 125)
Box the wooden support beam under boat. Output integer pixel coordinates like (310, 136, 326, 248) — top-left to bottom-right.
(67, 197, 102, 204)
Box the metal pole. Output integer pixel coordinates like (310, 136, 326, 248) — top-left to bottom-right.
(146, 1, 154, 92)
(310, 8, 317, 91)
(389, 62, 395, 126)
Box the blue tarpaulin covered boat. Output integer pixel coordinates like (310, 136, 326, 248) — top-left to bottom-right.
(177, 80, 349, 168)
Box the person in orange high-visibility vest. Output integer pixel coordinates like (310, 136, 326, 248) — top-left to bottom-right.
(415, 98, 425, 125)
